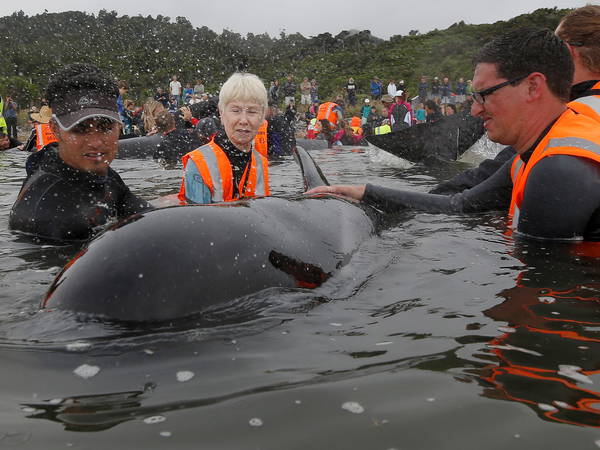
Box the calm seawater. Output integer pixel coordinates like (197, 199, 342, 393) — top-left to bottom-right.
(0, 142, 599, 449)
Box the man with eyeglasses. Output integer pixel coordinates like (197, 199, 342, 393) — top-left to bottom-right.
(9, 64, 151, 242)
(432, 5, 600, 195)
(307, 27, 600, 241)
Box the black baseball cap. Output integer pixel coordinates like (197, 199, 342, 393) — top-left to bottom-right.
(52, 90, 121, 131)
(47, 63, 122, 131)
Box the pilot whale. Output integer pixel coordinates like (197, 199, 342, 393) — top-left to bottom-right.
(42, 147, 380, 322)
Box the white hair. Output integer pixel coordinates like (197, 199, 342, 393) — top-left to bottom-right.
(218, 72, 268, 112)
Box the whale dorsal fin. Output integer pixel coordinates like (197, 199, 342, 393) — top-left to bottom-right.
(293, 146, 330, 191)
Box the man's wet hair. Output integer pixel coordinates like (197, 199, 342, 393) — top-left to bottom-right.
(45, 63, 119, 109)
(474, 28, 573, 102)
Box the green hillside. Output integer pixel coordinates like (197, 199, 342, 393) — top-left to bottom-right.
(0, 7, 570, 106)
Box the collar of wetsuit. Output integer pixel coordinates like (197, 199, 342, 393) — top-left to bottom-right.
(520, 116, 561, 164)
(570, 80, 599, 101)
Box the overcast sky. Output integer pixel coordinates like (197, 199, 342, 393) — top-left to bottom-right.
(6, 0, 589, 39)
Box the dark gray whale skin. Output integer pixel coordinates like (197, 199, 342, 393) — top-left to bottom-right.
(42, 148, 379, 322)
(366, 109, 484, 164)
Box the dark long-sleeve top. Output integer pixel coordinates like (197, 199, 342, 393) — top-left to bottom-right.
(10, 144, 152, 242)
(364, 119, 600, 241)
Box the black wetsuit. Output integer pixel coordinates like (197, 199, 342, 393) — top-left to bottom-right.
(153, 128, 203, 165)
(430, 146, 517, 195)
(267, 114, 296, 156)
(9, 144, 152, 242)
(364, 116, 600, 241)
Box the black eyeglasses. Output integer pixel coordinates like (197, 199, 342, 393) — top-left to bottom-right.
(472, 75, 527, 104)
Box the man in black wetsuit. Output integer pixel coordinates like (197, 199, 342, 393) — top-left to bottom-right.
(9, 64, 152, 242)
(431, 5, 600, 196)
(308, 28, 600, 241)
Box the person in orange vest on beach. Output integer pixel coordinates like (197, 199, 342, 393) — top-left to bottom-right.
(179, 72, 270, 204)
(22, 106, 58, 152)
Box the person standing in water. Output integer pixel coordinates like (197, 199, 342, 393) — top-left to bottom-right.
(10, 64, 151, 242)
(307, 28, 600, 242)
(178, 72, 270, 204)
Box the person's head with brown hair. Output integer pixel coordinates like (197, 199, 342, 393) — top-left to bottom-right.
(142, 99, 166, 133)
(555, 5, 600, 83)
(155, 111, 176, 134)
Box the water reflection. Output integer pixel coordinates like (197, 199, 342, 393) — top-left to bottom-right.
(476, 242, 600, 428)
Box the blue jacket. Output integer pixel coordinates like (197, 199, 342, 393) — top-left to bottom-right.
(370, 80, 382, 96)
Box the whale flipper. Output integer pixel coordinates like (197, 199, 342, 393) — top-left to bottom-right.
(293, 146, 330, 191)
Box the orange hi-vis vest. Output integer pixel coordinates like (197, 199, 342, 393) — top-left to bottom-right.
(568, 80, 600, 124)
(178, 139, 269, 203)
(35, 123, 58, 151)
(316, 102, 339, 129)
(254, 120, 268, 158)
(349, 116, 361, 128)
(509, 108, 600, 230)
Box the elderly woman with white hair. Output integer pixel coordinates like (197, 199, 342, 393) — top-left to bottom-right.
(178, 72, 270, 204)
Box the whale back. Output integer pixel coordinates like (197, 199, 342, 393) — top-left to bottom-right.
(42, 196, 376, 322)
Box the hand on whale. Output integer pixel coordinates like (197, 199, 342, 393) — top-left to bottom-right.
(305, 185, 366, 202)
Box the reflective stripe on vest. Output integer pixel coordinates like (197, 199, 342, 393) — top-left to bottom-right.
(179, 140, 269, 203)
(254, 120, 268, 158)
(568, 81, 600, 123)
(35, 123, 58, 151)
(508, 156, 524, 226)
(374, 124, 391, 135)
(509, 109, 600, 230)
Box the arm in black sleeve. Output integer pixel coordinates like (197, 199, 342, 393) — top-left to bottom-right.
(22, 130, 37, 153)
(10, 175, 96, 242)
(517, 155, 600, 240)
(109, 170, 153, 217)
(430, 146, 517, 195)
(363, 155, 514, 214)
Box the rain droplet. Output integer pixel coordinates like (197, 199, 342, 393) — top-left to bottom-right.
(74, 364, 100, 379)
(176, 371, 194, 382)
(249, 417, 263, 427)
(341, 401, 364, 414)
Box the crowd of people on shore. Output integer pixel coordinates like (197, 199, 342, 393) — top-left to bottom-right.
(2, 5, 599, 250)
(1, 69, 471, 150)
